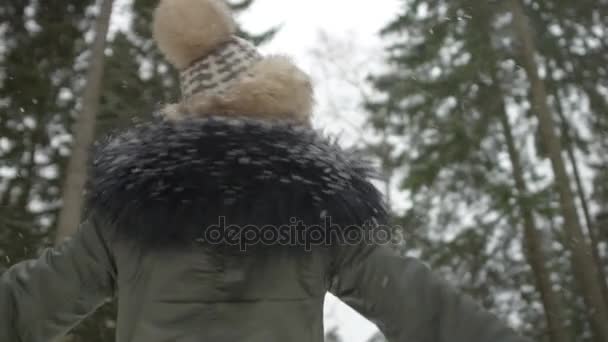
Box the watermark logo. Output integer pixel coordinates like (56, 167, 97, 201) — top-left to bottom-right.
(197, 216, 404, 251)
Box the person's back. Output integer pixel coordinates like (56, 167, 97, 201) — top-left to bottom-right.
(0, 1, 532, 341)
(113, 232, 329, 341)
(101, 117, 379, 342)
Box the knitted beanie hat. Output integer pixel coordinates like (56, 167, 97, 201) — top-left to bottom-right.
(153, 0, 314, 124)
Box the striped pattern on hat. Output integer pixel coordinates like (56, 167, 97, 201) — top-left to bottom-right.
(180, 36, 262, 100)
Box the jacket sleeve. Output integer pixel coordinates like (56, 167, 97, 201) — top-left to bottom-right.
(0, 216, 117, 342)
(329, 243, 531, 342)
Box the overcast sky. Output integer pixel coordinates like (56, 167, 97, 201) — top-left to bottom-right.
(239, 1, 399, 58)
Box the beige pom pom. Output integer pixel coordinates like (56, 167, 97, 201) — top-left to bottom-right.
(164, 56, 315, 124)
(216, 56, 315, 122)
(153, 0, 236, 69)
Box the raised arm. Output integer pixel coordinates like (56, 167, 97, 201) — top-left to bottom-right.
(0, 216, 116, 341)
(329, 243, 532, 342)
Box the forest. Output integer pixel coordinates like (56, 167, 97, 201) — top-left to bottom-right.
(0, 0, 607, 341)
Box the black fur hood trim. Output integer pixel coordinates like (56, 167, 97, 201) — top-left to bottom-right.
(87, 117, 388, 248)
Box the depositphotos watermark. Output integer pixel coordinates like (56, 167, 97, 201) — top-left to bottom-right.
(196, 216, 405, 251)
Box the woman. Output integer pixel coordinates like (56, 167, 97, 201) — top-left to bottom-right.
(0, 0, 531, 341)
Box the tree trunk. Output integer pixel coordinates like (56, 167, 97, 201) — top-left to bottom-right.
(55, 0, 114, 244)
(476, 6, 573, 338)
(553, 89, 608, 307)
(508, 0, 608, 340)
(498, 103, 573, 342)
(485, 70, 572, 342)
(547, 19, 608, 285)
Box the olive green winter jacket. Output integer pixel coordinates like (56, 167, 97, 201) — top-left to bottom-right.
(0, 118, 531, 342)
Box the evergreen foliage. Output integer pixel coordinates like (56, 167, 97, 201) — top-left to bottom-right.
(367, 1, 608, 341)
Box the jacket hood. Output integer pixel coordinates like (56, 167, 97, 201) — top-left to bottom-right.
(87, 117, 387, 249)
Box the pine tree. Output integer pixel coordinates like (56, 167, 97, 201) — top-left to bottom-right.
(531, 0, 608, 306)
(56, 0, 115, 244)
(1, 1, 95, 265)
(364, 0, 608, 340)
(507, 1, 608, 339)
